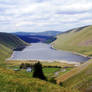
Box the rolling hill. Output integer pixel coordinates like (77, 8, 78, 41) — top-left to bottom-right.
(16, 35, 56, 43)
(13, 31, 61, 43)
(13, 31, 61, 36)
(53, 25, 92, 56)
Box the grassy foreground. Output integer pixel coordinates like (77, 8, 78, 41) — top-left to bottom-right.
(53, 25, 92, 56)
(0, 67, 79, 92)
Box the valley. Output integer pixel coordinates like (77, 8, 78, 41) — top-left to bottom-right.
(0, 25, 92, 92)
(0, 0, 92, 92)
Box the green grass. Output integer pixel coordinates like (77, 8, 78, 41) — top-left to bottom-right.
(43, 67, 61, 77)
(63, 60, 92, 92)
(52, 26, 92, 92)
(58, 68, 72, 76)
(0, 44, 12, 67)
(8, 65, 61, 79)
(56, 59, 92, 92)
(0, 67, 79, 92)
(53, 25, 92, 56)
(0, 32, 28, 67)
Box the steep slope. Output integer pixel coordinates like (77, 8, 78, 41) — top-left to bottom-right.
(0, 32, 28, 67)
(53, 25, 92, 92)
(0, 32, 28, 49)
(0, 44, 11, 66)
(56, 59, 92, 92)
(53, 25, 92, 56)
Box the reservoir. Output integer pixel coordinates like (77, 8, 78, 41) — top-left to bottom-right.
(9, 43, 89, 63)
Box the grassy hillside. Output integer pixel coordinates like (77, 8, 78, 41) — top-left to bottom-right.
(0, 67, 79, 92)
(0, 33, 28, 49)
(0, 32, 28, 67)
(53, 26, 92, 92)
(53, 25, 92, 56)
(57, 59, 92, 92)
(0, 44, 11, 66)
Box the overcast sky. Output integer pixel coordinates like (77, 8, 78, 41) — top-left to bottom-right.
(0, 0, 92, 32)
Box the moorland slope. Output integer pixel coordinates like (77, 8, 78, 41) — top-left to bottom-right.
(53, 25, 92, 92)
(53, 25, 92, 56)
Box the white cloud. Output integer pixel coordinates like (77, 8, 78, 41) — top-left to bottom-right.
(0, 0, 92, 32)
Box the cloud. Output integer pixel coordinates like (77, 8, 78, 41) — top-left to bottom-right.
(0, 0, 92, 32)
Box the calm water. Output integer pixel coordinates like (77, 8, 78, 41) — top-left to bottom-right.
(9, 43, 89, 63)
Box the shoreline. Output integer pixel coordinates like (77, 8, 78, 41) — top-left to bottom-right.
(7, 59, 80, 66)
(51, 44, 92, 59)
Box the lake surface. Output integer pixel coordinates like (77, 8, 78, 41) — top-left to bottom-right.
(9, 43, 89, 63)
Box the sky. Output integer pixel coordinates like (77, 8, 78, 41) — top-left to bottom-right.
(0, 0, 92, 32)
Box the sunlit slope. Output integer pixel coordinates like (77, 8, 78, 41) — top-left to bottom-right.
(62, 59, 92, 92)
(53, 25, 92, 56)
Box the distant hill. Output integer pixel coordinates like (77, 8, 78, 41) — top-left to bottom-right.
(15, 35, 56, 43)
(62, 25, 89, 34)
(13, 31, 61, 36)
(13, 31, 61, 43)
(53, 25, 92, 56)
(37, 31, 62, 36)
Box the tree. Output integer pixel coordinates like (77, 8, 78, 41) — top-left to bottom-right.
(33, 62, 47, 81)
(20, 63, 25, 69)
(20, 63, 32, 69)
